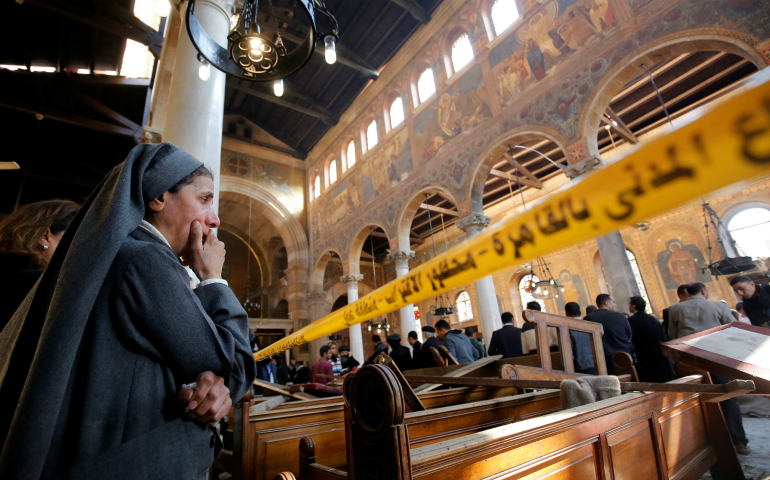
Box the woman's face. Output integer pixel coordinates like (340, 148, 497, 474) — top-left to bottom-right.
(40, 229, 65, 265)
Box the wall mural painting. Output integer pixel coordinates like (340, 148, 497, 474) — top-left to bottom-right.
(330, 178, 360, 224)
(222, 153, 293, 197)
(490, 0, 616, 106)
(362, 128, 413, 203)
(414, 64, 493, 162)
(656, 239, 713, 290)
(555, 268, 589, 311)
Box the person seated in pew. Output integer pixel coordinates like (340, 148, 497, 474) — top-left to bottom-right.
(386, 333, 413, 371)
(627, 296, 674, 383)
(0, 143, 256, 480)
(419, 325, 445, 368)
(564, 302, 596, 374)
(435, 319, 479, 364)
(488, 312, 523, 358)
(311, 345, 334, 385)
(585, 294, 636, 375)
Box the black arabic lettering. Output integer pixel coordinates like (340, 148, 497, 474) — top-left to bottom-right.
(650, 146, 694, 188)
(691, 133, 712, 165)
(605, 167, 644, 221)
(493, 234, 505, 255)
(735, 98, 770, 164)
(508, 225, 535, 258)
(565, 197, 590, 220)
(535, 203, 568, 235)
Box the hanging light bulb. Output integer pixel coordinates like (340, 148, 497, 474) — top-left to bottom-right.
(198, 54, 210, 81)
(249, 37, 263, 53)
(273, 78, 284, 97)
(324, 35, 337, 64)
(550, 279, 555, 285)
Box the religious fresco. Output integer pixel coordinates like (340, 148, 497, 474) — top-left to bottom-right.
(222, 153, 294, 197)
(362, 128, 413, 203)
(330, 178, 360, 224)
(490, 0, 616, 106)
(555, 268, 589, 310)
(656, 239, 713, 289)
(413, 64, 493, 162)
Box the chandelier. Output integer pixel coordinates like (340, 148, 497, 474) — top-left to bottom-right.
(186, 0, 339, 85)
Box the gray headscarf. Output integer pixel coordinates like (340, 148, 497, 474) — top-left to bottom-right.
(0, 143, 203, 476)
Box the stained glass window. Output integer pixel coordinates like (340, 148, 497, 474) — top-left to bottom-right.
(414, 305, 421, 332)
(390, 97, 404, 130)
(456, 291, 474, 322)
(450, 33, 474, 73)
(490, 0, 520, 37)
(417, 67, 436, 104)
(518, 274, 546, 312)
(728, 207, 770, 259)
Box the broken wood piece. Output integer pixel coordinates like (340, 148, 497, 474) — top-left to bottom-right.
(250, 395, 288, 414)
(410, 355, 502, 394)
(253, 379, 316, 400)
(374, 354, 426, 411)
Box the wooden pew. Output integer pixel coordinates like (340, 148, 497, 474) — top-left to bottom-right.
(342, 365, 742, 480)
(240, 382, 519, 480)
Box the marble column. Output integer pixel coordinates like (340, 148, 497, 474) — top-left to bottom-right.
(596, 232, 640, 314)
(387, 250, 416, 351)
(306, 290, 329, 364)
(456, 214, 503, 337)
(164, 0, 233, 212)
(341, 274, 365, 363)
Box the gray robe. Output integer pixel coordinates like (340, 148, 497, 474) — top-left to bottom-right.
(39, 228, 255, 479)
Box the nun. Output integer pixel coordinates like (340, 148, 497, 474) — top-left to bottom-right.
(0, 143, 256, 479)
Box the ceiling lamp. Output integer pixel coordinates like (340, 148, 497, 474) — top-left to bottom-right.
(186, 0, 339, 82)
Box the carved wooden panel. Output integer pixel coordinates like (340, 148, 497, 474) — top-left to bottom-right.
(607, 418, 661, 480)
(657, 396, 712, 478)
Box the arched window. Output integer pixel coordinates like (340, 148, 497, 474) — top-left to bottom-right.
(413, 305, 421, 332)
(329, 159, 337, 184)
(417, 67, 436, 105)
(518, 274, 546, 312)
(450, 33, 474, 74)
(728, 207, 770, 259)
(345, 140, 356, 169)
(313, 175, 320, 200)
(389, 97, 404, 130)
(456, 291, 474, 322)
(626, 249, 652, 314)
(365, 119, 378, 152)
(490, 0, 519, 37)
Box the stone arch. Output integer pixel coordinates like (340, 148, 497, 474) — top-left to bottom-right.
(348, 223, 390, 276)
(311, 247, 346, 292)
(467, 126, 569, 214)
(219, 176, 309, 272)
(579, 29, 766, 159)
(396, 184, 460, 251)
(218, 222, 270, 286)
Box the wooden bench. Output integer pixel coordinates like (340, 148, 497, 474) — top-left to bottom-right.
(338, 365, 744, 480)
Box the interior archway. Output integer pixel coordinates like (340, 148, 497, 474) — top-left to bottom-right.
(396, 186, 460, 254)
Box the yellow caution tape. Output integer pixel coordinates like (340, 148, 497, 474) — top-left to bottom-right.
(255, 72, 770, 361)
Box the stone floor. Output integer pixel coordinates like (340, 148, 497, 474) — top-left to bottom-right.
(700, 416, 770, 480)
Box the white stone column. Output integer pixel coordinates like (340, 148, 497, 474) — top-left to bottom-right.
(387, 250, 417, 351)
(457, 214, 503, 337)
(341, 274, 365, 363)
(596, 232, 640, 314)
(164, 0, 233, 212)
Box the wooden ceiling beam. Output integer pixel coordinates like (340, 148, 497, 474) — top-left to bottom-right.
(489, 168, 543, 189)
(419, 203, 458, 216)
(229, 81, 336, 124)
(388, 0, 431, 23)
(0, 102, 137, 138)
(22, 0, 163, 58)
(601, 107, 638, 144)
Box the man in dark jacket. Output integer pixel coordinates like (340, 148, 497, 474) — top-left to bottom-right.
(565, 302, 595, 374)
(585, 294, 636, 374)
(365, 334, 389, 364)
(386, 334, 413, 371)
(419, 326, 444, 369)
(731, 276, 770, 328)
(339, 345, 360, 372)
(627, 297, 673, 383)
(488, 312, 523, 358)
(0, 144, 256, 480)
(521, 301, 541, 332)
(407, 331, 422, 361)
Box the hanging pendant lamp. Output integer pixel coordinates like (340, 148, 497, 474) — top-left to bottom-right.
(186, 0, 339, 82)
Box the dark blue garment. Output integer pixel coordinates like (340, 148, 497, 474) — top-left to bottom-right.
(488, 324, 523, 359)
(628, 312, 674, 383)
(569, 330, 595, 372)
(419, 337, 445, 369)
(584, 309, 636, 365)
(743, 283, 770, 327)
(521, 321, 536, 332)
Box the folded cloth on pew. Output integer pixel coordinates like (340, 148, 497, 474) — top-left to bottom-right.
(560, 376, 621, 409)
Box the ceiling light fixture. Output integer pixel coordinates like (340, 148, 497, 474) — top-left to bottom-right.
(186, 0, 339, 82)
